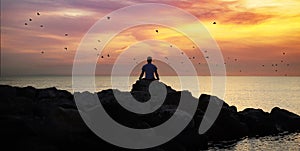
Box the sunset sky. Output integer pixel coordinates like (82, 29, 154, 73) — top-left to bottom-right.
(1, 0, 300, 76)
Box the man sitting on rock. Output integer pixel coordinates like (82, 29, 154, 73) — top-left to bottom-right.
(139, 56, 160, 81)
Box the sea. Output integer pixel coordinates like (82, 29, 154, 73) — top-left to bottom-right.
(0, 76, 299, 150)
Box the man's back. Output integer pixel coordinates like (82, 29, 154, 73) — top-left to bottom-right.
(142, 63, 157, 80)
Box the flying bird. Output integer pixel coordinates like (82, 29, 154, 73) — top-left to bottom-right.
(29, 18, 32, 21)
(98, 40, 101, 42)
(41, 51, 44, 54)
(107, 54, 110, 57)
(64, 47, 68, 51)
(40, 25, 43, 28)
(37, 12, 40, 15)
(25, 23, 28, 25)
(65, 33, 68, 36)
(155, 29, 158, 33)
(107, 16, 110, 20)
(213, 22, 216, 24)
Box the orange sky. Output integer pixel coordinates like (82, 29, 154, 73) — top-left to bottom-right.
(1, 0, 300, 76)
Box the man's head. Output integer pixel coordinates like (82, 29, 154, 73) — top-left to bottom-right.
(147, 56, 152, 63)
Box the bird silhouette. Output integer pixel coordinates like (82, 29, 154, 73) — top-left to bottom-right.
(37, 12, 40, 16)
(107, 16, 110, 20)
(155, 29, 158, 33)
(64, 47, 68, 51)
(107, 54, 110, 57)
(101, 56, 104, 58)
(94, 48, 97, 50)
(25, 23, 28, 25)
(65, 33, 68, 36)
(29, 18, 32, 21)
(40, 25, 43, 28)
(41, 51, 44, 54)
(213, 22, 216, 24)
(97, 40, 101, 42)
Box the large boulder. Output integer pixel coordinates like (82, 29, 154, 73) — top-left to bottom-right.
(271, 107, 300, 132)
(131, 79, 176, 94)
(238, 108, 278, 136)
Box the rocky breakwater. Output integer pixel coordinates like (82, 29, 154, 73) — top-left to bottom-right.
(0, 80, 299, 151)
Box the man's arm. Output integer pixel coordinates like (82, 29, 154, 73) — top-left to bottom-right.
(155, 70, 159, 80)
(139, 70, 144, 80)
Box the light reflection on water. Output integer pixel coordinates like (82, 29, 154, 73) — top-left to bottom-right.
(209, 132, 300, 151)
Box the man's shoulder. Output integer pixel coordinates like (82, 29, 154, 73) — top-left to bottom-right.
(143, 63, 157, 68)
(151, 64, 157, 69)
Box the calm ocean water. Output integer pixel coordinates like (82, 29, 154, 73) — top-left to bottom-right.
(0, 76, 299, 150)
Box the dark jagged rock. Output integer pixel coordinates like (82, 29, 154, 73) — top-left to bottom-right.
(131, 80, 176, 94)
(0, 80, 300, 150)
(238, 108, 278, 136)
(271, 107, 300, 132)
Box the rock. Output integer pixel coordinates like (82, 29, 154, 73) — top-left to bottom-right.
(131, 79, 176, 94)
(0, 85, 17, 98)
(271, 107, 300, 132)
(16, 86, 37, 99)
(238, 108, 278, 136)
(203, 106, 249, 141)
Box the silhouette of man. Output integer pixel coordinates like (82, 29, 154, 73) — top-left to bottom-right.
(139, 56, 160, 81)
